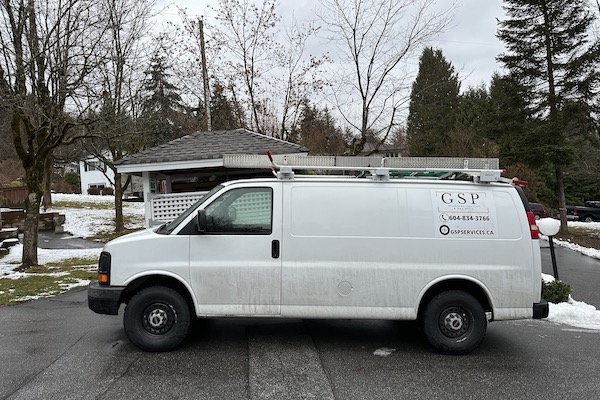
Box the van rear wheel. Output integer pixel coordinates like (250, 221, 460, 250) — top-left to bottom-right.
(422, 290, 486, 355)
(124, 286, 191, 352)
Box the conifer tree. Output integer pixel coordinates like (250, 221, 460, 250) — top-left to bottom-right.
(406, 47, 460, 156)
(497, 0, 600, 231)
(210, 82, 246, 131)
(447, 85, 498, 158)
(141, 51, 186, 146)
(486, 74, 534, 166)
(294, 100, 347, 155)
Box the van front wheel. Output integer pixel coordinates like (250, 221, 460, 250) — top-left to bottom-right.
(422, 290, 486, 355)
(124, 286, 191, 352)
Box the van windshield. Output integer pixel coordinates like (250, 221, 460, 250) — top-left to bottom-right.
(156, 185, 224, 235)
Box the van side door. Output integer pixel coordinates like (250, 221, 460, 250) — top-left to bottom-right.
(189, 182, 282, 315)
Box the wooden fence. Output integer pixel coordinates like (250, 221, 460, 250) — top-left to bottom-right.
(0, 186, 28, 208)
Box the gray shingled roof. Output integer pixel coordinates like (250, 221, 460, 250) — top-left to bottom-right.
(117, 129, 307, 166)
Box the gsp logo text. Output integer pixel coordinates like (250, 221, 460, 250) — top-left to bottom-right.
(440, 192, 480, 205)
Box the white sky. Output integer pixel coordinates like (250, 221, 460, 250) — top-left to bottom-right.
(155, 0, 507, 90)
(433, 0, 506, 89)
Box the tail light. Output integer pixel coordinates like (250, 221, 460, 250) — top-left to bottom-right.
(527, 211, 539, 239)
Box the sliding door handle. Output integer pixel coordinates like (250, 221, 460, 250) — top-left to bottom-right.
(271, 240, 280, 259)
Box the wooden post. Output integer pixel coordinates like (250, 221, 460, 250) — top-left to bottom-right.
(199, 18, 211, 131)
(142, 171, 152, 228)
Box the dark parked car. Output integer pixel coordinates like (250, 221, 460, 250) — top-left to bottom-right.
(566, 201, 600, 222)
(529, 203, 547, 220)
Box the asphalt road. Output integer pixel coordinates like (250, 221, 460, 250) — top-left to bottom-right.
(1, 244, 599, 400)
(540, 241, 600, 308)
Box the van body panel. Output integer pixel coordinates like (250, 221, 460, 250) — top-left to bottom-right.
(100, 178, 542, 320)
(189, 182, 282, 316)
(105, 229, 190, 285)
(279, 180, 539, 319)
(89, 175, 547, 353)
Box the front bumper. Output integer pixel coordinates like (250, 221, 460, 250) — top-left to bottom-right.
(88, 281, 124, 315)
(533, 300, 549, 319)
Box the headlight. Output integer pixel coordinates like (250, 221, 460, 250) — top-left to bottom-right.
(98, 251, 111, 285)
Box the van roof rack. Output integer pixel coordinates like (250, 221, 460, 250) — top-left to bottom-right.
(223, 152, 512, 184)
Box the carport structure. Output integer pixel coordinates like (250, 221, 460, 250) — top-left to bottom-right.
(115, 129, 308, 227)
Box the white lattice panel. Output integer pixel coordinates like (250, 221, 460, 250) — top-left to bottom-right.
(151, 192, 207, 222)
(231, 191, 272, 224)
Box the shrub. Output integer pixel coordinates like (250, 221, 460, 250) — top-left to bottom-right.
(87, 187, 101, 195)
(101, 187, 114, 196)
(53, 181, 80, 194)
(64, 171, 80, 185)
(542, 279, 572, 303)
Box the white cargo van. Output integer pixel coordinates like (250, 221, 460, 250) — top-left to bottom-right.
(88, 157, 548, 354)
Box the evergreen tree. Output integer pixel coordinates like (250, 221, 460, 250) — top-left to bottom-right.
(210, 82, 247, 131)
(487, 74, 530, 163)
(406, 47, 460, 156)
(497, 0, 600, 231)
(141, 51, 186, 146)
(446, 85, 498, 158)
(294, 100, 347, 155)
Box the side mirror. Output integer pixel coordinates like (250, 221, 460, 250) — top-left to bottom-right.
(196, 209, 207, 232)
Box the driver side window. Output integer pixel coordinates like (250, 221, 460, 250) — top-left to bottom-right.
(204, 187, 273, 234)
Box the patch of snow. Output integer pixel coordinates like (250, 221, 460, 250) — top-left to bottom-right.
(49, 193, 145, 239)
(547, 296, 600, 330)
(1, 244, 101, 277)
(60, 279, 92, 291)
(373, 348, 396, 357)
(13, 294, 54, 302)
(538, 220, 600, 260)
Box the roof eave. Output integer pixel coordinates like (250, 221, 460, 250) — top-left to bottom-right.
(117, 158, 223, 174)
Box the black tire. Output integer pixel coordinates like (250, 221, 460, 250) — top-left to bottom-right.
(583, 215, 594, 223)
(422, 290, 487, 355)
(124, 286, 191, 352)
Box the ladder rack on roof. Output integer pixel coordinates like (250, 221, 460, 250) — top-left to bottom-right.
(223, 152, 513, 184)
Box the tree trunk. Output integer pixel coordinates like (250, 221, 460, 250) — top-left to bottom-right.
(114, 173, 125, 232)
(20, 191, 42, 270)
(19, 153, 47, 270)
(42, 154, 53, 210)
(555, 163, 568, 234)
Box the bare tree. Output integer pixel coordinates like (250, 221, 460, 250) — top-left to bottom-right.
(169, 2, 325, 139)
(209, 0, 281, 134)
(274, 20, 328, 141)
(318, 0, 453, 154)
(0, 0, 106, 268)
(84, 0, 155, 232)
(167, 11, 214, 128)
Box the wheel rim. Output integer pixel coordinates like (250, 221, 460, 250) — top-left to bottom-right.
(438, 306, 471, 339)
(142, 302, 177, 335)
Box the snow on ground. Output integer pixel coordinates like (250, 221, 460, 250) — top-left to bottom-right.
(0, 193, 144, 280)
(0, 244, 102, 277)
(541, 220, 600, 260)
(542, 273, 600, 330)
(1, 194, 600, 331)
(51, 193, 145, 239)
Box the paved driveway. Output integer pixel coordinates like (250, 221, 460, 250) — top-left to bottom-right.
(1, 244, 600, 400)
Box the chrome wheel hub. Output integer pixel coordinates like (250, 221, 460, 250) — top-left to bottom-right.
(142, 303, 176, 335)
(439, 306, 470, 338)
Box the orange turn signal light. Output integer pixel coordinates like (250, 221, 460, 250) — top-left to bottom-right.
(98, 273, 109, 284)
